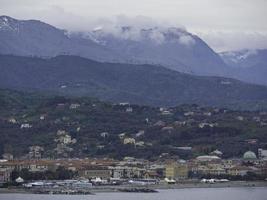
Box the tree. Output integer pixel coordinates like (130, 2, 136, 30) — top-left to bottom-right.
(55, 166, 74, 180)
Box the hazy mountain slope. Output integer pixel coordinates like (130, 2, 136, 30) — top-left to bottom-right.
(1, 54, 267, 109)
(79, 27, 229, 76)
(220, 49, 267, 85)
(1, 15, 266, 87)
(0, 16, 119, 61)
(220, 49, 267, 68)
(0, 16, 228, 77)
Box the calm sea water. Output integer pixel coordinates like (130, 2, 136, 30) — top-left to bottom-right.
(0, 187, 266, 200)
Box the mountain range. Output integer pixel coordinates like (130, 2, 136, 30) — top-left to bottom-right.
(1, 54, 267, 109)
(0, 15, 228, 77)
(0, 15, 267, 109)
(1, 15, 266, 85)
(220, 49, 267, 85)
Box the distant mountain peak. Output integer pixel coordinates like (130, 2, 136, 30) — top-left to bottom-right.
(0, 15, 62, 33)
(0, 15, 17, 22)
(220, 49, 261, 66)
(0, 15, 227, 77)
(87, 24, 195, 46)
(221, 49, 258, 59)
(0, 15, 19, 31)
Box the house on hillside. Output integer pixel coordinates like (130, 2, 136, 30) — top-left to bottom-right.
(198, 123, 217, 128)
(184, 112, 194, 116)
(118, 133, 126, 140)
(69, 103, 80, 109)
(100, 132, 109, 138)
(0, 168, 12, 183)
(2, 153, 13, 160)
(29, 146, 44, 159)
(126, 107, 133, 112)
(20, 123, 32, 129)
(135, 141, 145, 147)
(8, 118, 16, 124)
(123, 138, 136, 145)
(135, 130, 145, 137)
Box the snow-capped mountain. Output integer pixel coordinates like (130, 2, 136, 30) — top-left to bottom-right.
(1, 16, 266, 85)
(0, 16, 119, 61)
(220, 49, 267, 85)
(0, 16, 229, 77)
(220, 49, 267, 68)
(75, 26, 229, 76)
(0, 15, 20, 31)
(1, 15, 267, 106)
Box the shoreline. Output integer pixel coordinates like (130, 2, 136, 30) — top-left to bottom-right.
(1, 181, 267, 194)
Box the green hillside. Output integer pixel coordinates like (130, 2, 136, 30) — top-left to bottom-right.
(0, 89, 267, 160)
(1, 55, 267, 110)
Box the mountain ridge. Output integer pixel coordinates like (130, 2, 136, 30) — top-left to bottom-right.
(1, 54, 267, 110)
(220, 49, 267, 85)
(0, 15, 229, 77)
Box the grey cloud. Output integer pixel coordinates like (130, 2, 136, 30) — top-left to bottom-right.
(193, 30, 267, 52)
(0, 0, 266, 51)
(178, 35, 196, 47)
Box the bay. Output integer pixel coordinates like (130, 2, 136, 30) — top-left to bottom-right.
(0, 187, 266, 200)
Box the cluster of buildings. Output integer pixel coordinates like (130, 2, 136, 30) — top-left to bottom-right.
(166, 150, 267, 180)
(0, 149, 267, 185)
(54, 130, 77, 157)
(2, 104, 267, 186)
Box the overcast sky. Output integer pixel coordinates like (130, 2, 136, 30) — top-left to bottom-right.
(1, 0, 267, 52)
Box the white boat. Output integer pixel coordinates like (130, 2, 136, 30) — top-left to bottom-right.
(164, 178, 176, 184)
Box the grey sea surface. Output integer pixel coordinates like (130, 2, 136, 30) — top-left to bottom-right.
(0, 187, 266, 200)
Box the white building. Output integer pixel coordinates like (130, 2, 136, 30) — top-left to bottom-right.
(126, 107, 133, 112)
(8, 118, 17, 124)
(2, 153, 13, 160)
(123, 138, 136, 145)
(100, 132, 109, 138)
(63, 135, 72, 144)
(196, 155, 221, 162)
(118, 133, 126, 139)
(258, 149, 267, 159)
(136, 130, 145, 137)
(69, 103, 80, 109)
(29, 146, 44, 159)
(119, 102, 130, 106)
(161, 110, 172, 115)
(0, 168, 12, 182)
(184, 112, 194, 116)
(135, 141, 145, 147)
(20, 124, 32, 129)
(199, 123, 216, 128)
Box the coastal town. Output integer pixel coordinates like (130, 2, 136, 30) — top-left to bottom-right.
(1, 0, 267, 199)
(1, 91, 267, 193)
(0, 147, 267, 193)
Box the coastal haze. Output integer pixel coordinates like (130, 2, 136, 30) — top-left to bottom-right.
(0, 0, 267, 199)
